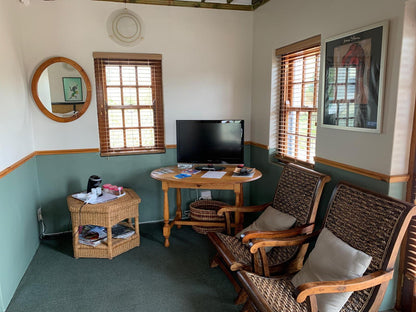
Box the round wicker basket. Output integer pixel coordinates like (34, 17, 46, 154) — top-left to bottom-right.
(190, 200, 229, 234)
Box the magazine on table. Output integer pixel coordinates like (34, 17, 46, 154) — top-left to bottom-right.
(78, 224, 135, 247)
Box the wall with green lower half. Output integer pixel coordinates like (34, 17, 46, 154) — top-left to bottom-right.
(1, 145, 402, 311)
(35, 146, 251, 233)
(248, 145, 404, 311)
(0, 158, 40, 312)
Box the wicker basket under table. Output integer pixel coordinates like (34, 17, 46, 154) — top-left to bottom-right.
(190, 200, 229, 234)
(67, 188, 141, 259)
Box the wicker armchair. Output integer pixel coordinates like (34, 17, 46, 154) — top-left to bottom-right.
(237, 182, 416, 312)
(207, 163, 330, 294)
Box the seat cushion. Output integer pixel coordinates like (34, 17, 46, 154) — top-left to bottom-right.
(291, 228, 372, 312)
(243, 272, 308, 312)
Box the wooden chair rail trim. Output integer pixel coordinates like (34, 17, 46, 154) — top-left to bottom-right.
(249, 231, 320, 253)
(217, 202, 272, 216)
(0, 152, 37, 179)
(248, 141, 269, 150)
(241, 224, 315, 243)
(315, 157, 409, 183)
(0, 149, 100, 179)
(36, 148, 100, 155)
(3, 145, 408, 185)
(296, 270, 394, 303)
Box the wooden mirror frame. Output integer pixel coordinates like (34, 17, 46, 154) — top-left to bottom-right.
(31, 56, 92, 123)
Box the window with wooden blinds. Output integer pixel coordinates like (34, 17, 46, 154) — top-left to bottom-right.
(93, 52, 165, 156)
(275, 36, 321, 165)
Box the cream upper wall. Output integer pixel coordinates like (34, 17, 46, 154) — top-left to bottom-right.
(18, 0, 253, 151)
(0, 1, 35, 172)
(252, 0, 410, 175)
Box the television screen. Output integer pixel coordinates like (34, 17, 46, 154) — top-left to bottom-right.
(176, 120, 244, 165)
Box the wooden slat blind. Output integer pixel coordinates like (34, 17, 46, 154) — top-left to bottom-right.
(93, 53, 165, 156)
(275, 39, 320, 165)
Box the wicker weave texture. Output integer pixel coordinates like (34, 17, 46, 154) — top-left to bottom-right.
(190, 200, 228, 234)
(327, 184, 407, 271)
(217, 233, 298, 267)
(272, 164, 323, 225)
(239, 183, 415, 312)
(325, 183, 409, 312)
(67, 188, 141, 259)
(246, 272, 308, 312)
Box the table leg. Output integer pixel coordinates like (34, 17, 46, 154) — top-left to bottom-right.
(72, 225, 79, 259)
(176, 188, 182, 228)
(107, 226, 113, 259)
(234, 184, 244, 233)
(162, 183, 171, 247)
(135, 215, 140, 246)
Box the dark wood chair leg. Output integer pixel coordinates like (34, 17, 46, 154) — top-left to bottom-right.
(235, 289, 248, 305)
(210, 253, 220, 268)
(241, 300, 256, 312)
(212, 255, 241, 293)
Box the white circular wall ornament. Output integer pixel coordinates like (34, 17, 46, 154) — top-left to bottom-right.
(107, 9, 144, 47)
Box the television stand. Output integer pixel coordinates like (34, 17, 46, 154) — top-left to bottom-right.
(195, 165, 225, 171)
(150, 166, 263, 247)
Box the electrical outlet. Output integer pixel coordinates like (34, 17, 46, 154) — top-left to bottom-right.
(200, 190, 212, 200)
(37, 208, 43, 221)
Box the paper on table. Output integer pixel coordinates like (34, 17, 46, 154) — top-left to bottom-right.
(72, 192, 120, 204)
(201, 171, 226, 179)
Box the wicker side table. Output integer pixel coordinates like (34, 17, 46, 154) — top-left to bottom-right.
(67, 188, 141, 259)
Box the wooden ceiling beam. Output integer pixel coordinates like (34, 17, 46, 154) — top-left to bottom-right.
(94, 0, 257, 11)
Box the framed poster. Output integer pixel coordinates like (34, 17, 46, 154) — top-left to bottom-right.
(63, 77, 83, 102)
(321, 21, 388, 132)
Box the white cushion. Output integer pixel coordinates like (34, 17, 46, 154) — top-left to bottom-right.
(236, 206, 296, 252)
(291, 228, 372, 312)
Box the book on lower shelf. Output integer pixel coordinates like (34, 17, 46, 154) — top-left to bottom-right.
(111, 223, 135, 239)
(78, 223, 135, 247)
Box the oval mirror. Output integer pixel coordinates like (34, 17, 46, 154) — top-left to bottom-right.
(31, 57, 92, 122)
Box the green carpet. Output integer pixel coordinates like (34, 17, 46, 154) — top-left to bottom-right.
(6, 223, 240, 312)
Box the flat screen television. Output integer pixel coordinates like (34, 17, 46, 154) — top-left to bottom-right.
(176, 120, 244, 170)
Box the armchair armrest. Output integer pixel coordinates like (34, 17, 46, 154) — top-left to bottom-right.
(217, 202, 272, 216)
(248, 230, 321, 254)
(296, 270, 394, 303)
(241, 224, 315, 244)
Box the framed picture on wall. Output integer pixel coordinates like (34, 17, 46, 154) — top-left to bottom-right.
(320, 21, 389, 133)
(63, 77, 83, 102)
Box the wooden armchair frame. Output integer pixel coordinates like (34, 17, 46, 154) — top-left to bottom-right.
(207, 163, 330, 294)
(237, 182, 416, 312)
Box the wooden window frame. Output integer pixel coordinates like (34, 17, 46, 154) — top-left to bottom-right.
(275, 35, 321, 166)
(93, 52, 165, 156)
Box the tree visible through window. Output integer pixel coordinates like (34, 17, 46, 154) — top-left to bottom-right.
(93, 53, 165, 156)
(275, 37, 321, 165)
